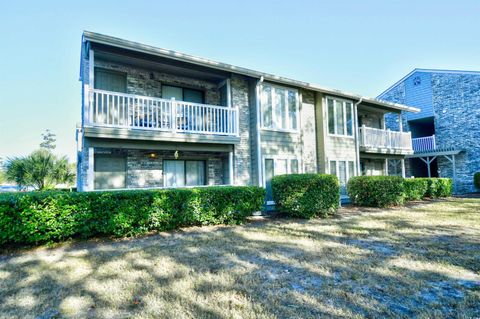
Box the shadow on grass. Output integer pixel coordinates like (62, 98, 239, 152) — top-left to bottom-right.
(0, 198, 479, 318)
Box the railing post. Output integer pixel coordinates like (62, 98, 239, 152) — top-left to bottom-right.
(432, 134, 436, 150)
(171, 98, 176, 133)
(387, 129, 391, 148)
(361, 125, 366, 146)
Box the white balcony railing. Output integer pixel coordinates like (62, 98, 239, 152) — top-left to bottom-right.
(85, 89, 238, 136)
(360, 125, 412, 151)
(412, 135, 436, 153)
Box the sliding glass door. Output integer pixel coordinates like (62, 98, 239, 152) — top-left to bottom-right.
(164, 160, 205, 187)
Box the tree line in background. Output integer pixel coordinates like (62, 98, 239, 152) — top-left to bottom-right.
(0, 130, 76, 191)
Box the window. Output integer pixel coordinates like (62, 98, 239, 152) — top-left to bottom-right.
(94, 153, 126, 190)
(94, 68, 127, 93)
(327, 97, 354, 137)
(330, 160, 337, 176)
(264, 157, 302, 202)
(330, 160, 356, 194)
(164, 160, 205, 187)
(262, 84, 298, 131)
(162, 85, 204, 103)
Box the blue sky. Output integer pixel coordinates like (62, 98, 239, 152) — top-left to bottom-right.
(0, 0, 479, 161)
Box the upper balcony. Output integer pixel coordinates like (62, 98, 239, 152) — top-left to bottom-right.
(359, 125, 413, 155)
(83, 88, 239, 144)
(412, 135, 436, 153)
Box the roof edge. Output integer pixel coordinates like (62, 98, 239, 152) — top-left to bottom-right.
(378, 68, 480, 99)
(83, 31, 419, 113)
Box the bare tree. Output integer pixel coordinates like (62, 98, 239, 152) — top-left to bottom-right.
(40, 129, 57, 150)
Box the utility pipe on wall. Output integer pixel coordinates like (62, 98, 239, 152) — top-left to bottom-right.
(256, 76, 264, 186)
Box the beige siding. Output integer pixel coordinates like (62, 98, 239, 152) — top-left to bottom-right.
(316, 93, 357, 174)
(260, 131, 302, 155)
(260, 89, 317, 173)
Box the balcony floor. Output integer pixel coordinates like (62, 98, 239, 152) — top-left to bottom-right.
(83, 126, 241, 145)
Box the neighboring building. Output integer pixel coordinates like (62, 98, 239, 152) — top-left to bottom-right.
(77, 32, 418, 200)
(379, 69, 480, 193)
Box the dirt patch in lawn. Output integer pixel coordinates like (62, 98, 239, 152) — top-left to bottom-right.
(1, 198, 479, 318)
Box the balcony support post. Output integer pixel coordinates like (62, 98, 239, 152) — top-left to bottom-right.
(401, 159, 406, 178)
(229, 148, 234, 185)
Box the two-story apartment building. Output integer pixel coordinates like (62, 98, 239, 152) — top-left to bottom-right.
(379, 69, 480, 193)
(77, 32, 419, 199)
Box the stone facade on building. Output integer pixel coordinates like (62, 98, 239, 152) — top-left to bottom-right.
(380, 70, 480, 193)
(94, 59, 221, 105)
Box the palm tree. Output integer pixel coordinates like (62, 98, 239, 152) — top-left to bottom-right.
(5, 149, 76, 190)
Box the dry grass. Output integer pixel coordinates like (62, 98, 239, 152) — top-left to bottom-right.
(0, 197, 479, 318)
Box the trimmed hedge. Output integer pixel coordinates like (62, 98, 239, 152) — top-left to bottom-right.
(0, 186, 265, 246)
(272, 174, 340, 218)
(474, 172, 480, 190)
(404, 178, 429, 201)
(348, 176, 453, 207)
(424, 178, 452, 198)
(347, 176, 405, 207)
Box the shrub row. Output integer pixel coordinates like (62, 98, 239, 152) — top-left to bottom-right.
(347, 176, 405, 207)
(272, 174, 340, 218)
(0, 186, 265, 246)
(347, 176, 452, 207)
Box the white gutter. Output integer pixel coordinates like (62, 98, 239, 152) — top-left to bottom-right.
(354, 98, 363, 176)
(256, 76, 264, 186)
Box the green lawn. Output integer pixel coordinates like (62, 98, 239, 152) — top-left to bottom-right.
(1, 198, 479, 318)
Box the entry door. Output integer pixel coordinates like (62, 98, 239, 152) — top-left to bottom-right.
(265, 159, 275, 202)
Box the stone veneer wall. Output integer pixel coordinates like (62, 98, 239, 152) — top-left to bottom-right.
(300, 90, 318, 173)
(110, 149, 226, 189)
(431, 73, 480, 193)
(94, 59, 221, 106)
(381, 72, 480, 193)
(77, 145, 89, 191)
(231, 74, 253, 185)
(381, 83, 410, 133)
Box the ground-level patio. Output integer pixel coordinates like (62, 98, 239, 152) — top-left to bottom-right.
(1, 198, 479, 318)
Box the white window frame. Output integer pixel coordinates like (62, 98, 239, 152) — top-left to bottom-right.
(261, 83, 299, 133)
(326, 96, 354, 138)
(263, 155, 303, 205)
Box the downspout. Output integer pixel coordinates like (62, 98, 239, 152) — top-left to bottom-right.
(354, 98, 363, 176)
(256, 76, 264, 186)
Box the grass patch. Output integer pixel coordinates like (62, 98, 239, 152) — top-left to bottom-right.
(0, 198, 479, 318)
